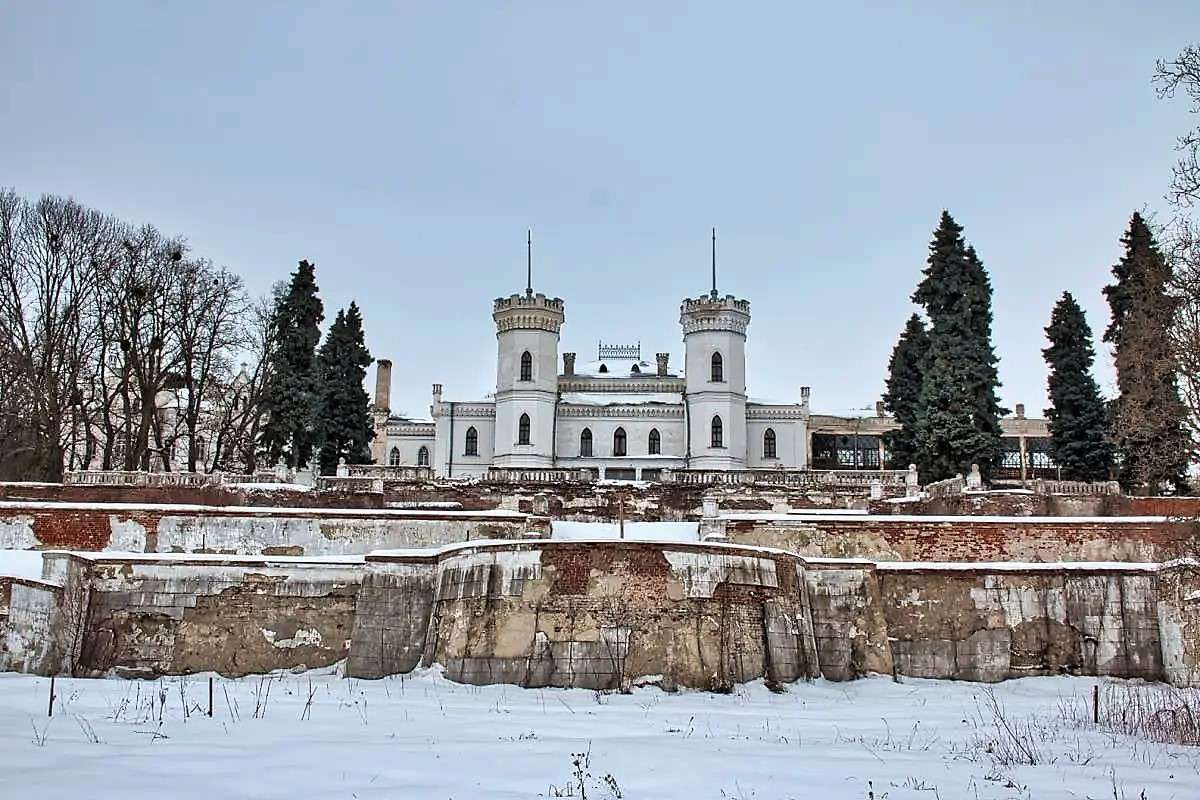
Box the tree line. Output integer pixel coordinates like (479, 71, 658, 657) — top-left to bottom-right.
(0, 190, 375, 481)
(881, 44, 1200, 495)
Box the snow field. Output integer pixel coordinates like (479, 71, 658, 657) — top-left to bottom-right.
(1, 669, 1196, 799)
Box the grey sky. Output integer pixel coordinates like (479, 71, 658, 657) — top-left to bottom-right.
(3, 2, 1197, 419)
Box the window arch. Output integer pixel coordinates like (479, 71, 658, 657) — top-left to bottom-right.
(613, 427, 627, 457)
(518, 413, 531, 445)
(711, 415, 723, 448)
(417, 446, 429, 467)
(464, 426, 478, 456)
(648, 428, 661, 455)
(580, 427, 593, 457)
(763, 428, 777, 459)
(388, 447, 401, 467)
(711, 351, 724, 383)
(520, 351, 533, 381)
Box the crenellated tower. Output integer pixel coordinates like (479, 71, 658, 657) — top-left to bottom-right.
(492, 233, 564, 467)
(681, 230, 749, 469)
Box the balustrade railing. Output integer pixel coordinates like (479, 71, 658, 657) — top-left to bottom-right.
(1032, 478, 1122, 496)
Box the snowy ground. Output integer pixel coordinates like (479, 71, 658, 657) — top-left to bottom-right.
(1, 669, 1195, 799)
(551, 520, 699, 541)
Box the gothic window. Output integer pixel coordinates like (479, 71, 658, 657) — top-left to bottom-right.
(764, 428, 777, 459)
(464, 426, 478, 456)
(388, 447, 401, 466)
(711, 415, 723, 448)
(648, 428, 661, 455)
(518, 413, 531, 445)
(711, 352, 724, 383)
(613, 427, 627, 457)
(580, 428, 593, 457)
(520, 351, 533, 381)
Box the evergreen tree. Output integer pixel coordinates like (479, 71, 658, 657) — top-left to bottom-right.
(1103, 213, 1190, 493)
(911, 212, 1006, 481)
(1042, 292, 1114, 480)
(314, 301, 374, 475)
(882, 314, 929, 468)
(259, 260, 324, 468)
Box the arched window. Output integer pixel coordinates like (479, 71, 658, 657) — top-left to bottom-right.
(580, 428, 593, 457)
(763, 428, 777, 459)
(417, 446, 429, 467)
(711, 415, 723, 448)
(711, 352, 724, 383)
(520, 351, 533, 381)
(613, 427, 627, 457)
(648, 428, 661, 455)
(518, 413, 531, 445)
(464, 426, 478, 456)
(388, 447, 401, 466)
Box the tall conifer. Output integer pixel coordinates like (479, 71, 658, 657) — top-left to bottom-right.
(314, 302, 374, 474)
(1103, 213, 1190, 492)
(260, 260, 324, 468)
(1043, 292, 1114, 480)
(911, 212, 1005, 481)
(882, 314, 929, 468)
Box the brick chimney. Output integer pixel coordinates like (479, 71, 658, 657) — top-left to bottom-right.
(563, 352, 576, 376)
(875, 400, 885, 417)
(1015, 402, 1026, 419)
(655, 352, 670, 377)
(374, 359, 392, 413)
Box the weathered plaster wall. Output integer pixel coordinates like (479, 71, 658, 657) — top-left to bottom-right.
(1157, 562, 1200, 687)
(878, 566, 1163, 682)
(346, 559, 438, 679)
(0, 577, 61, 674)
(0, 501, 533, 555)
(721, 515, 1192, 563)
(64, 555, 365, 678)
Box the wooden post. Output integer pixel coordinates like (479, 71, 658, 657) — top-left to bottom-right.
(48, 675, 55, 717)
(618, 493, 625, 540)
(208, 677, 214, 718)
(1092, 684, 1099, 724)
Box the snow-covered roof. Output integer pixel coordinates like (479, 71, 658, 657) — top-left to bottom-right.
(560, 391, 682, 406)
(569, 359, 681, 378)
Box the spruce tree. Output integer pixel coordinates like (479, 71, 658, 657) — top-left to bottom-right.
(314, 302, 374, 475)
(259, 260, 324, 469)
(1103, 213, 1190, 493)
(882, 314, 929, 468)
(1042, 292, 1114, 480)
(911, 212, 1006, 481)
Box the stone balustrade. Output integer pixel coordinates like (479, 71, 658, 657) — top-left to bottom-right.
(64, 470, 284, 488)
(347, 465, 434, 482)
(482, 467, 594, 484)
(664, 469, 910, 489)
(1032, 478, 1122, 497)
(925, 475, 966, 499)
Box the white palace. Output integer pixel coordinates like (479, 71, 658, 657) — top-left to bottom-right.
(370, 246, 1052, 482)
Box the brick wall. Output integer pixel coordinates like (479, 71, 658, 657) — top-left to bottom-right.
(722, 515, 1195, 562)
(0, 501, 533, 555)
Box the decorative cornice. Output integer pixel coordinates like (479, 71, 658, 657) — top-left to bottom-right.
(432, 402, 496, 418)
(557, 405, 684, 419)
(386, 423, 436, 437)
(747, 405, 808, 420)
(558, 377, 686, 393)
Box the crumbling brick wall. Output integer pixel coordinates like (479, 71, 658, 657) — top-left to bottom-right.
(879, 566, 1163, 682)
(723, 516, 1193, 562)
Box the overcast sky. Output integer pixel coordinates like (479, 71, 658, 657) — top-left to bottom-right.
(3, 3, 1198, 419)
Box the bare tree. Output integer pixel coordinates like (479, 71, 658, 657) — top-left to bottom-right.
(0, 189, 112, 480)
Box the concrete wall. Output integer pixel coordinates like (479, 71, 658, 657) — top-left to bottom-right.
(63, 554, 365, 678)
(878, 566, 1163, 682)
(0, 577, 60, 674)
(1157, 561, 1200, 687)
(0, 501, 533, 555)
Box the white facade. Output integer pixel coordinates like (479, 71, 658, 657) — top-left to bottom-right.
(374, 283, 812, 480)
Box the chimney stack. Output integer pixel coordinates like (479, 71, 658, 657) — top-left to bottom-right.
(656, 352, 670, 377)
(374, 359, 393, 413)
(1015, 402, 1026, 419)
(800, 386, 811, 406)
(563, 352, 576, 376)
(875, 400, 885, 417)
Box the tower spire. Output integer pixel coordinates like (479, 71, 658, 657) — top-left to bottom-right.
(710, 227, 718, 299)
(526, 229, 533, 297)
